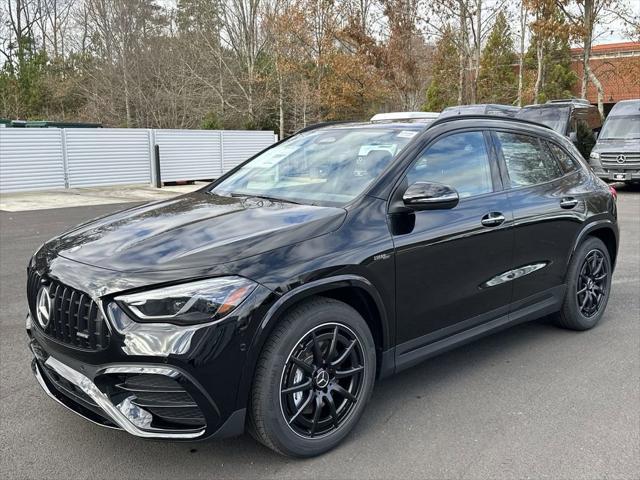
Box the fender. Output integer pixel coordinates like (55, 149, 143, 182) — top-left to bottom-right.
(567, 218, 619, 269)
(234, 274, 392, 411)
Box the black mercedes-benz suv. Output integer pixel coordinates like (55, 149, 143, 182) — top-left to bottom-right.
(27, 114, 618, 457)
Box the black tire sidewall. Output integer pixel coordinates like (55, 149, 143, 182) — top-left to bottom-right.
(254, 299, 376, 457)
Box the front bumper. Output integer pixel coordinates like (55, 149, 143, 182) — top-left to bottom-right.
(26, 283, 273, 440)
(31, 353, 204, 439)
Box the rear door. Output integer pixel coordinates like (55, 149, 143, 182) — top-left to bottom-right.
(491, 130, 585, 310)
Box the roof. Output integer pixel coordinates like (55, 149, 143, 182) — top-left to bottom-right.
(609, 99, 640, 115)
(294, 113, 553, 138)
(429, 114, 552, 131)
(440, 104, 520, 118)
(521, 100, 595, 110)
(370, 112, 439, 122)
(571, 41, 640, 55)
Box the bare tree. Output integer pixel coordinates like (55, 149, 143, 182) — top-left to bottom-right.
(557, 0, 616, 117)
(517, 1, 528, 106)
(222, 0, 270, 123)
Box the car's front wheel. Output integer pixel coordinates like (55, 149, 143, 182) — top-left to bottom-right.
(248, 297, 376, 457)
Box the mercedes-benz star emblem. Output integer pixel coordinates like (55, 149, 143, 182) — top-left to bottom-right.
(36, 286, 52, 329)
(314, 369, 330, 389)
(616, 154, 626, 164)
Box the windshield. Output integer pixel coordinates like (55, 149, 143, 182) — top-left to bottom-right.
(518, 107, 569, 133)
(210, 127, 419, 205)
(600, 115, 640, 139)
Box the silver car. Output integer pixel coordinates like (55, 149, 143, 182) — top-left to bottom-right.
(589, 99, 640, 184)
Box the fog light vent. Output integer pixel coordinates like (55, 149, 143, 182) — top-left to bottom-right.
(114, 374, 206, 430)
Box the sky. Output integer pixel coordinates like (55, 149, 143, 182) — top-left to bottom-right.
(587, 2, 639, 45)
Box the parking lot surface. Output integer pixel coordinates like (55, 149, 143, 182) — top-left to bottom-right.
(1, 186, 638, 479)
(0, 182, 203, 212)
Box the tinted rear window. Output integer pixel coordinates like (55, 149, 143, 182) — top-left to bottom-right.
(548, 142, 578, 173)
(518, 107, 569, 133)
(495, 132, 563, 187)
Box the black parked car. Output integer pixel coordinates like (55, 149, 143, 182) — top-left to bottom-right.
(518, 99, 602, 159)
(27, 114, 618, 457)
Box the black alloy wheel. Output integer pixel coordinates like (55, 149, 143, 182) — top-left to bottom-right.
(555, 236, 612, 331)
(280, 323, 366, 438)
(248, 297, 376, 457)
(576, 249, 609, 318)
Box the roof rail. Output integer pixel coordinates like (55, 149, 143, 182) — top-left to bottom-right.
(427, 114, 552, 131)
(440, 104, 520, 118)
(547, 98, 591, 105)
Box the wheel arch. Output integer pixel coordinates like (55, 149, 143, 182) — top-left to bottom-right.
(570, 220, 619, 269)
(236, 275, 392, 412)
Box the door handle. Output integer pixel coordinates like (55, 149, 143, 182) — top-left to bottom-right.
(560, 197, 579, 209)
(481, 212, 505, 227)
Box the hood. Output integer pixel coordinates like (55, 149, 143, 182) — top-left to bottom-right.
(593, 138, 640, 154)
(46, 191, 346, 273)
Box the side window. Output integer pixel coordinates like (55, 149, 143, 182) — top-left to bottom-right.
(548, 142, 578, 173)
(407, 131, 493, 198)
(575, 118, 596, 158)
(495, 132, 563, 187)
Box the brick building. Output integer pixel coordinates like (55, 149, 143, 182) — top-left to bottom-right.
(570, 41, 640, 115)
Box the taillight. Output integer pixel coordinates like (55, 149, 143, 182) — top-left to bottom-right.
(609, 185, 617, 201)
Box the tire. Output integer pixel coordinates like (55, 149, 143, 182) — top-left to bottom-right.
(248, 297, 376, 457)
(554, 237, 612, 331)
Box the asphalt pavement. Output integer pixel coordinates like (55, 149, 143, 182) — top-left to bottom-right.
(1, 186, 638, 479)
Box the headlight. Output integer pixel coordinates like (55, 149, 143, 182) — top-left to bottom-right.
(116, 277, 256, 325)
(589, 151, 600, 160)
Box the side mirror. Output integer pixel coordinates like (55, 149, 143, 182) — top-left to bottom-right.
(593, 131, 599, 140)
(402, 182, 459, 210)
(569, 131, 578, 143)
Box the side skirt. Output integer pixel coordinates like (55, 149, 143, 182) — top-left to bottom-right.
(392, 285, 566, 374)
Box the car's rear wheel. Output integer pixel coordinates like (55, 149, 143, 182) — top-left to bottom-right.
(555, 237, 612, 330)
(248, 297, 376, 457)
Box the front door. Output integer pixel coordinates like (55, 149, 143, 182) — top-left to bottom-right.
(392, 130, 515, 351)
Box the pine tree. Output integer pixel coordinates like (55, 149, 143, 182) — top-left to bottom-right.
(524, 25, 577, 103)
(423, 26, 459, 112)
(477, 11, 518, 104)
(539, 34, 577, 101)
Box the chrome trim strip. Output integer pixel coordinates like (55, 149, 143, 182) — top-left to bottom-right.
(33, 361, 119, 430)
(101, 366, 180, 377)
(42, 356, 205, 439)
(481, 262, 548, 288)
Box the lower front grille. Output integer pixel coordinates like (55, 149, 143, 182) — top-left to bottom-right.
(111, 374, 206, 429)
(27, 270, 110, 350)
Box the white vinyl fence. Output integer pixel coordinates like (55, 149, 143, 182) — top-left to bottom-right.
(0, 128, 277, 193)
(0, 129, 66, 192)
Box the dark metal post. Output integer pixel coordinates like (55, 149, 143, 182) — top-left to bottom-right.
(154, 144, 162, 188)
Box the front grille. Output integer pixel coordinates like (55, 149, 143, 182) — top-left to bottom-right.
(27, 270, 110, 350)
(601, 153, 640, 170)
